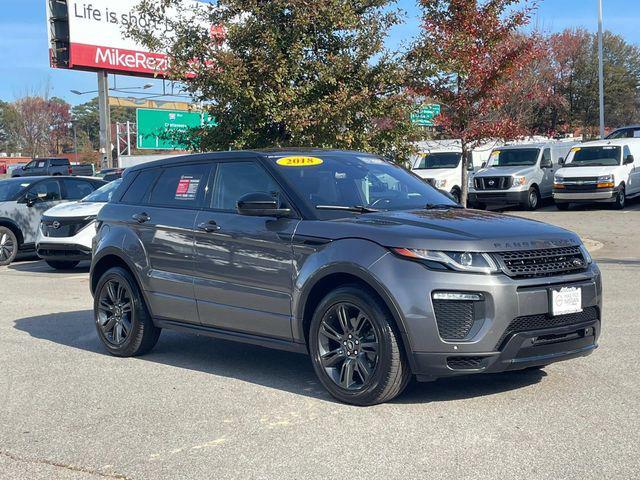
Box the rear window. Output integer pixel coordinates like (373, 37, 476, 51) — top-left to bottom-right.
(120, 169, 161, 204)
(149, 164, 210, 208)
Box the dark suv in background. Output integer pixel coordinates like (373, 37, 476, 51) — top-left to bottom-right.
(90, 150, 602, 405)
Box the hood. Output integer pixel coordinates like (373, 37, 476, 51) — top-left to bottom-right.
(296, 208, 581, 252)
(43, 201, 105, 218)
(556, 165, 617, 178)
(475, 165, 536, 177)
(414, 168, 458, 180)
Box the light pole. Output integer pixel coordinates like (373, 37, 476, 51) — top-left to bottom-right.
(598, 0, 605, 139)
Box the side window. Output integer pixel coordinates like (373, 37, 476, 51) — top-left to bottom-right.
(27, 179, 61, 201)
(51, 159, 68, 167)
(149, 163, 210, 208)
(623, 146, 631, 163)
(120, 169, 161, 204)
(211, 162, 281, 211)
(543, 148, 552, 164)
(36, 161, 46, 169)
(63, 179, 96, 200)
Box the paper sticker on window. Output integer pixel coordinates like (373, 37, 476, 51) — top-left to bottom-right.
(276, 156, 323, 167)
(175, 175, 201, 200)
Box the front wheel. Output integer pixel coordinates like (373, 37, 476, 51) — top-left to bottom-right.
(523, 187, 540, 210)
(613, 186, 626, 210)
(0, 227, 18, 266)
(46, 260, 79, 270)
(309, 285, 410, 406)
(94, 267, 161, 357)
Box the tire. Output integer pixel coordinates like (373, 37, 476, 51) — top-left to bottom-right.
(555, 202, 570, 211)
(46, 260, 79, 270)
(613, 185, 626, 210)
(0, 227, 18, 266)
(450, 188, 461, 204)
(523, 186, 540, 210)
(309, 285, 411, 406)
(94, 266, 161, 357)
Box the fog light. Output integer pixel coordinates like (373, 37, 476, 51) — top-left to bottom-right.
(432, 292, 483, 301)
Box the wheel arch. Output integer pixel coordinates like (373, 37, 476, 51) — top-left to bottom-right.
(91, 248, 143, 295)
(295, 265, 414, 369)
(0, 217, 24, 246)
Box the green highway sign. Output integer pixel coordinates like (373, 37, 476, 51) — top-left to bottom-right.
(136, 108, 216, 150)
(411, 104, 441, 126)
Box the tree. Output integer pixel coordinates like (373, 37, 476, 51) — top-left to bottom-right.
(0, 100, 20, 154)
(72, 98, 136, 150)
(408, 0, 539, 205)
(128, 0, 419, 159)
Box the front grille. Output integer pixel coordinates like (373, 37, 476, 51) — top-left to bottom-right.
(447, 356, 488, 370)
(496, 306, 599, 349)
(41, 216, 94, 238)
(433, 299, 480, 340)
(474, 176, 513, 190)
(495, 246, 587, 278)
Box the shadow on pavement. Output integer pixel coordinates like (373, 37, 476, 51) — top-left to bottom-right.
(14, 309, 545, 404)
(8, 261, 90, 274)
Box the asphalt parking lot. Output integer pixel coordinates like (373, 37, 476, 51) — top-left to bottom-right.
(1, 200, 639, 479)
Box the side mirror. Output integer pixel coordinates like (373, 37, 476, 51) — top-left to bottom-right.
(481, 161, 487, 169)
(237, 192, 291, 217)
(466, 162, 475, 171)
(558, 157, 565, 166)
(541, 158, 553, 169)
(624, 154, 634, 165)
(23, 192, 38, 207)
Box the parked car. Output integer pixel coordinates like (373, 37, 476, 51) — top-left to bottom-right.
(11, 158, 94, 177)
(0, 176, 106, 266)
(36, 179, 122, 270)
(90, 150, 601, 405)
(0, 162, 7, 175)
(7, 163, 27, 175)
(553, 139, 640, 210)
(606, 125, 640, 140)
(468, 141, 578, 210)
(411, 147, 463, 203)
(95, 168, 125, 182)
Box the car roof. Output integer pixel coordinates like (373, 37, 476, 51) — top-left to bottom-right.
(125, 149, 382, 173)
(577, 138, 640, 147)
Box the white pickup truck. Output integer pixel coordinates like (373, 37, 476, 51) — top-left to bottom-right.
(553, 138, 640, 210)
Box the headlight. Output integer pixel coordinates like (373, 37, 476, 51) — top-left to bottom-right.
(512, 176, 526, 187)
(579, 244, 593, 264)
(596, 174, 614, 188)
(435, 179, 447, 189)
(554, 175, 564, 183)
(392, 248, 499, 274)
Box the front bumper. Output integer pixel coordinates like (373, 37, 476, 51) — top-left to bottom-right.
(468, 190, 528, 206)
(553, 188, 617, 203)
(36, 221, 95, 262)
(368, 254, 602, 380)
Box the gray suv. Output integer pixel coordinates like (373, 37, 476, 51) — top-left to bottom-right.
(90, 150, 602, 405)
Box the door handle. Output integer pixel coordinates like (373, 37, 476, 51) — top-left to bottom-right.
(197, 220, 221, 232)
(132, 212, 151, 224)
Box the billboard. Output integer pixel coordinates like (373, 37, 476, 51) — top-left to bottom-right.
(46, 0, 197, 77)
(136, 108, 216, 150)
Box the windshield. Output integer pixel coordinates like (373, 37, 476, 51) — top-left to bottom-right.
(414, 152, 461, 169)
(566, 146, 621, 167)
(487, 148, 540, 167)
(81, 178, 122, 203)
(0, 179, 35, 202)
(271, 154, 456, 218)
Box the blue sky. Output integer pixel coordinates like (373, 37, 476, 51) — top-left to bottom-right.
(0, 0, 638, 106)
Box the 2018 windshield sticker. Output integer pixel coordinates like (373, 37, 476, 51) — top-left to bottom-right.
(276, 156, 324, 167)
(175, 175, 201, 200)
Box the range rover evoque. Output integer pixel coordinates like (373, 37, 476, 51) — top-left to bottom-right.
(90, 150, 602, 405)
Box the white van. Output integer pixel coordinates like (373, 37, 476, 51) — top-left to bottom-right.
(468, 141, 578, 210)
(553, 139, 640, 209)
(411, 147, 463, 203)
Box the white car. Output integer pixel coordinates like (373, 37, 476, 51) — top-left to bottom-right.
(412, 148, 463, 203)
(36, 179, 122, 269)
(553, 139, 640, 210)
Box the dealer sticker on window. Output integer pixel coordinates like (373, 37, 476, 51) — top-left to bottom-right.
(175, 175, 201, 200)
(276, 156, 323, 167)
(551, 287, 583, 316)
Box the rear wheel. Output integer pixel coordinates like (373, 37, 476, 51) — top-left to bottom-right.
(94, 266, 161, 357)
(0, 227, 18, 266)
(46, 260, 79, 270)
(309, 286, 410, 406)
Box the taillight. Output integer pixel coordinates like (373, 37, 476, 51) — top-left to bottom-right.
(68, 166, 73, 175)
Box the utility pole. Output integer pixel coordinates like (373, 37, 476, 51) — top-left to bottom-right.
(598, 0, 605, 139)
(97, 71, 113, 168)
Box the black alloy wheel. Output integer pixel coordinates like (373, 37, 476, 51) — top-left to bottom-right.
(317, 302, 379, 390)
(0, 227, 18, 266)
(97, 278, 134, 346)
